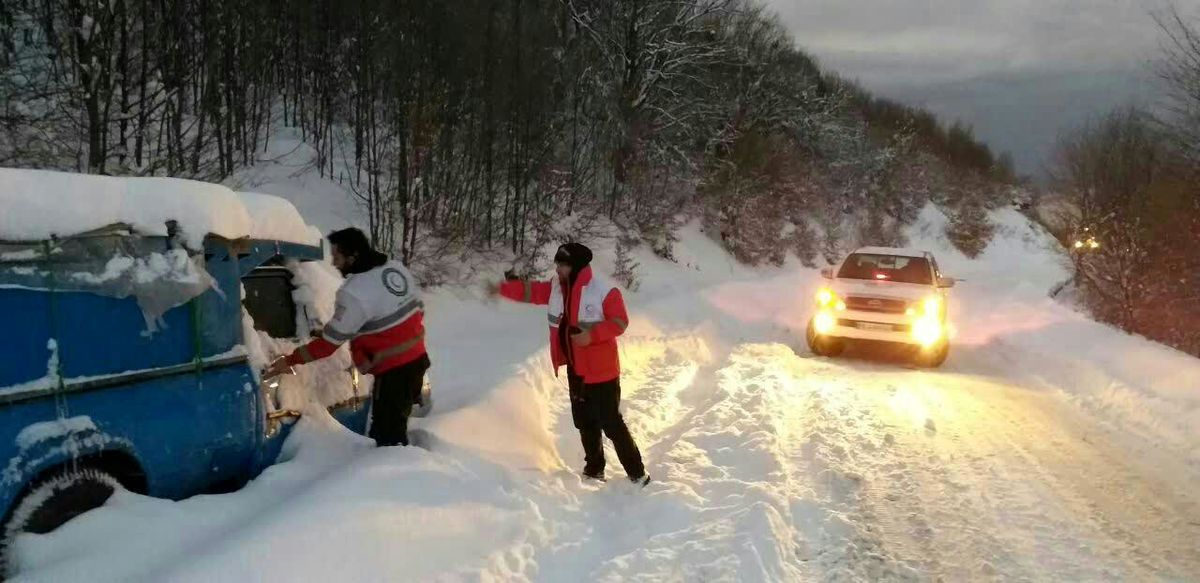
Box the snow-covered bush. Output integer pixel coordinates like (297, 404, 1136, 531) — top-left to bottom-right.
(945, 197, 996, 259)
(612, 236, 641, 292)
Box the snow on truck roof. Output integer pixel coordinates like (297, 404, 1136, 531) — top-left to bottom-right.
(0, 168, 321, 248)
(852, 246, 930, 258)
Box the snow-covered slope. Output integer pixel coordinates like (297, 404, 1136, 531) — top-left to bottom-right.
(224, 128, 367, 236)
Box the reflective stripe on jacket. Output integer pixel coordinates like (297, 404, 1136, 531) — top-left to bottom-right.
(500, 266, 628, 384)
(288, 260, 427, 375)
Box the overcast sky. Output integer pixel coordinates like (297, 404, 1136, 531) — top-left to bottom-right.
(765, 0, 1200, 178)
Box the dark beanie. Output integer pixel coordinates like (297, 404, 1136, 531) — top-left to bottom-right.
(554, 242, 593, 272)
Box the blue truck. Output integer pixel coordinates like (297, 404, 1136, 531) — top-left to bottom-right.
(0, 222, 369, 563)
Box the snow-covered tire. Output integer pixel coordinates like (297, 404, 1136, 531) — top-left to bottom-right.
(806, 320, 845, 357)
(915, 341, 950, 368)
(2, 467, 120, 575)
(7, 467, 120, 535)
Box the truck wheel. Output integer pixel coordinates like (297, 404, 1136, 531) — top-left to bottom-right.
(2, 467, 120, 573)
(806, 320, 845, 357)
(915, 341, 950, 368)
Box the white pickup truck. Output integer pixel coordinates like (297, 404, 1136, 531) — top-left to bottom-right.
(806, 247, 956, 367)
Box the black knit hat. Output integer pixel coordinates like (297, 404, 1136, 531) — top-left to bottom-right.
(554, 242, 593, 272)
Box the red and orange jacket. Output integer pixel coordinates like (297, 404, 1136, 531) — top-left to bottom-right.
(286, 261, 426, 375)
(501, 266, 629, 384)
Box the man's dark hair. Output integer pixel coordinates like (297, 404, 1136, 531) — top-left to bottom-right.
(328, 228, 388, 274)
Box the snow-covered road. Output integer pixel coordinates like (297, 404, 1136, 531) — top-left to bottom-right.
(13, 211, 1200, 582)
(514, 317, 1200, 581)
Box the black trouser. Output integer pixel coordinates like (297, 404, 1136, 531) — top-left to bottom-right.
(370, 354, 430, 447)
(568, 369, 645, 479)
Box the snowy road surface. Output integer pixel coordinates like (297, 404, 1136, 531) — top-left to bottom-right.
(13, 212, 1200, 582)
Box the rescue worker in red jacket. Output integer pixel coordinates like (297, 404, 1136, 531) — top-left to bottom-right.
(493, 243, 649, 485)
(265, 228, 429, 447)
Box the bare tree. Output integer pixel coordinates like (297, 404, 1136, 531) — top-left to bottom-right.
(1052, 108, 1200, 351)
(1156, 5, 1200, 164)
(1, 0, 1020, 278)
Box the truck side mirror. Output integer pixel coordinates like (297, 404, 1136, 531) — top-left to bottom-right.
(937, 277, 957, 289)
(820, 268, 833, 279)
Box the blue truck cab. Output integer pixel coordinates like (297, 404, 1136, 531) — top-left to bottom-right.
(0, 222, 369, 561)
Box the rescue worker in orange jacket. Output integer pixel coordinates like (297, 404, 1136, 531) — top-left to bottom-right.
(493, 242, 649, 485)
(265, 228, 429, 447)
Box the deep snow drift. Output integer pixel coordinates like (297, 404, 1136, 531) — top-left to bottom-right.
(9, 197, 1200, 581)
(0, 168, 321, 247)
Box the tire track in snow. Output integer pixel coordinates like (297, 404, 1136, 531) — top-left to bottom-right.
(782, 348, 1200, 582)
(601, 342, 810, 581)
(954, 337, 1200, 578)
(987, 392, 1200, 579)
(429, 324, 1198, 582)
(524, 337, 818, 582)
(772, 353, 933, 582)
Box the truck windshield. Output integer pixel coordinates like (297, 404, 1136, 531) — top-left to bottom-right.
(837, 254, 933, 285)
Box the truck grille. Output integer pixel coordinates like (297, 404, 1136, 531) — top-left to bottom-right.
(844, 296, 908, 314)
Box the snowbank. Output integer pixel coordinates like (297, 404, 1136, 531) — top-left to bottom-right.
(9, 416, 542, 582)
(0, 168, 319, 247)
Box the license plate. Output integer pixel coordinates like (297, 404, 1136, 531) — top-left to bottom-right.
(857, 322, 894, 332)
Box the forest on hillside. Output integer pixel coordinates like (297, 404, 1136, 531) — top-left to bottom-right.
(1048, 7, 1200, 356)
(1, 0, 1013, 275)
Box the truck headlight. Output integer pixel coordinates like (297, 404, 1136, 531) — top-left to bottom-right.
(814, 311, 836, 334)
(816, 288, 846, 311)
(911, 296, 944, 347)
(912, 316, 942, 346)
